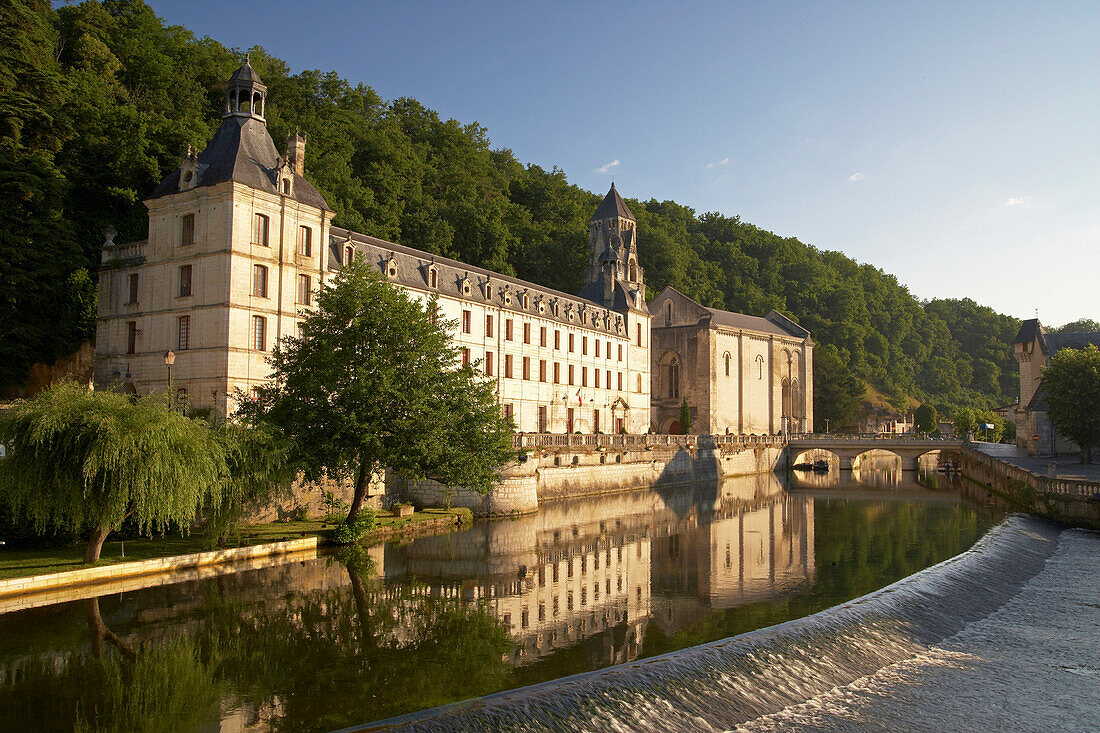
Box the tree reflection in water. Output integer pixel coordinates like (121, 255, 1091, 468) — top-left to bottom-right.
(0, 471, 997, 731)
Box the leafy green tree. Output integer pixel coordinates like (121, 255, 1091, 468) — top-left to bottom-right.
(1049, 318, 1100, 333)
(242, 260, 513, 531)
(1042, 344, 1100, 463)
(679, 397, 692, 435)
(813, 344, 865, 432)
(913, 404, 938, 435)
(0, 381, 226, 562)
(954, 407, 1004, 443)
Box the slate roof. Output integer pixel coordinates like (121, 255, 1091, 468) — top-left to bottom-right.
(329, 226, 634, 335)
(1013, 318, 1044, 345)
(656, 286, 810, 340)
(148, 116, 331, 211)
(1012, 318, 1100, 354)
(576, 274, 648, 315)
(589, 183, 635, 222)
(229, 60, 265, 87)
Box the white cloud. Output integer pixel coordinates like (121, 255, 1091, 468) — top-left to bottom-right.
(594, 159, 620, 174)
(705, 157, 730, 169)
(1004, 196, 1029, 207)
(848, 172, 864, 182)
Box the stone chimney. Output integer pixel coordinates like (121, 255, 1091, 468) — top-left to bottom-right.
(286, 131, 306, 176)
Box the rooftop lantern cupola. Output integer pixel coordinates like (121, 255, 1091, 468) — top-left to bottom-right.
(224, 55, 267, 121)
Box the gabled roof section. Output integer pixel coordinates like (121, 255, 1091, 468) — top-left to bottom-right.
(1046, 332, 1100, 353)
(589, 183, 635, 222)
(655, 286, 810, 340)
(148, 116, 332, 212)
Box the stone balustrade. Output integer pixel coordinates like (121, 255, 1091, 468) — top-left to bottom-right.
(511, 433, 788, 451)
(100, 239, 147, 267)
(962, 446, 1100, 499)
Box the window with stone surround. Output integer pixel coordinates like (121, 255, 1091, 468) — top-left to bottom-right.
(505, 354, 513, 378)
(177, 315, 190, 351)
(523, 322, 531, 344)
(296, 273, 311, 305)
(554, 330, 561, 350)
(568, 364, 574, 385)
(553, 362, 560, 383)
(178, 265, 192, 297)
(486, 313, 494, 337)
(539, 359, 547, 382)
(252, 315, 266, 351)
(252, 214, 269, 246)
(540, 326, 547, 347)
(126, 321, 137, 354)
(485, 351, 494, 376)
(253, 265, 268, 298)
(126, 273, 139, 304)
(461, 310, 471, 334)
(297, 226, 312, 257)
(522, 356, 531, 380)
(181, 213, 195, 247)
(505, 318, 513, 341)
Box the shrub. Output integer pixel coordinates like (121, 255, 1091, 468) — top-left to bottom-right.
(332, 509, 377, 544)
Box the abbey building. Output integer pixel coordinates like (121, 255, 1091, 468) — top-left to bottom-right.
(94, 62, 812, 435)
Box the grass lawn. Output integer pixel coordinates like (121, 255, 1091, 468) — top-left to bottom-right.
(0, 507, 471, 582)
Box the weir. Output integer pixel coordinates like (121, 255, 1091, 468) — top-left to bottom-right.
(351, 515, 1061, 732)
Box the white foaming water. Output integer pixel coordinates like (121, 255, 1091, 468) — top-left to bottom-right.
(350, 516, 1072, 733)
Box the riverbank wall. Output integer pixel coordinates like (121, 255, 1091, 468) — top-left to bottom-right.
(399, 436, 788, 517)
(955, 446, 1100, 530)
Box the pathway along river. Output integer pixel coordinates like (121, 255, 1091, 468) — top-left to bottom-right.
(0, 459, 1007, 731)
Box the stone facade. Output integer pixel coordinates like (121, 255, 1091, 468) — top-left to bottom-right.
(649, 287, 813, 435)
(1012, 318, 1100, 456)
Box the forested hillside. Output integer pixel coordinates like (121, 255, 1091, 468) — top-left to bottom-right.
(2, 0, 1030, 424)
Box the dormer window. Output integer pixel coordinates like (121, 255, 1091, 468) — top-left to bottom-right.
(522, 293, 530, 309)
(428, 267, 438, 289)
(383, 256, 398, 279)
(281, 179, 291, 195)
(503, 289, 512, 307)
(344, 245, 354, 265)
(460, 274, 472, 296)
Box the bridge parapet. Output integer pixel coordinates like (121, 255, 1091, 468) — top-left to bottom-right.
(788, 435, 963, 471)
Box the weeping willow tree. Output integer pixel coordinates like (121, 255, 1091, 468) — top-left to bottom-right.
(0, 381, 226, 562)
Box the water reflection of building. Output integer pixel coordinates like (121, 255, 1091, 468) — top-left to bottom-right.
(380, 476, 815, 665)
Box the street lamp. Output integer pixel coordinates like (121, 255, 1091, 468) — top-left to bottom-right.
(164, 350, 175, 406)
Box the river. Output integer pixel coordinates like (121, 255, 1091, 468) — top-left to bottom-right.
(0, 459, 1003, 731)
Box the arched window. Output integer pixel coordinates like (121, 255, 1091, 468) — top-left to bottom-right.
(665, 302, 673, 326)
(664, 354, 680, 399)
(724, 351, 731, 377)
(755, 354, 765, 380)
(629, 260, 637, 281)
(429, 268, 438, 288)
(344, 245, 354, 265)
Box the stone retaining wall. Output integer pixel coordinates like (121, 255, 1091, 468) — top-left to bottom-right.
(0, 537, 319, 601)
(400, 443, 787, 516)
(955, 447, 1100, 529)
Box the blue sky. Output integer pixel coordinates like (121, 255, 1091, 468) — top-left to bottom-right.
(149, 0, 1100, 326)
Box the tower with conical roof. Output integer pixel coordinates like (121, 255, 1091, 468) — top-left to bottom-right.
(581, 184, 646, 312)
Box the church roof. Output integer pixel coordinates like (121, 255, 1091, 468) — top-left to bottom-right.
(656, 286, 810, 341)
(147, 116, 331, 211)
(1013, 318, 1044, 345)
(589, 183, 635, 222)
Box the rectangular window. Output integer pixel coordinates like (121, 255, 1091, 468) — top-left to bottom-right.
(606, 341, 611, 359)
(522, 356, 531, 380)
(486, 314, 494, 337)
(505, 319, 513, 341)
(462, 310, 471, 334)
(618, 372, 623, 391)
(538, 406, 548, 433)
(297, 322, 306, 340)
(462, 347, 471, 367)
(126, 321, 137, 354)
(485, 351, 494, 376)
(177, 315, 190, 351)
(539, 359, 547, 382)
(595, 340, 600, 358)
(595, 369, 600, 388)
(253, 264, 268, 298)
(568, 333, 575, 352)
(252, 315, 266, 351)
(297, 226, 312, 257)
(554, 330, 561, 350)
(503, 403, 514, 421)
(582, 336, 588, 355)
(252, 213, 269, 246)
(540, 326, 547, 347)
(126, 273, 139, 304)
(523, 322, 531, 344)
(606, 369, 612, 390)
(181, 213, 195, 247)
(505, 354, 513, 378)
(297, 273, 312, 305)
(568, 364, 575, 385)
(553, 362, 560, 383)
(582, 366, 588, 387)
(178, 265, 192, 297)
(618, 344, 623, 361)
(636, 323, 642, 347)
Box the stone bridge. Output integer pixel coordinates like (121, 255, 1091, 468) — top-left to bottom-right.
(788, 435, 963, 471)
